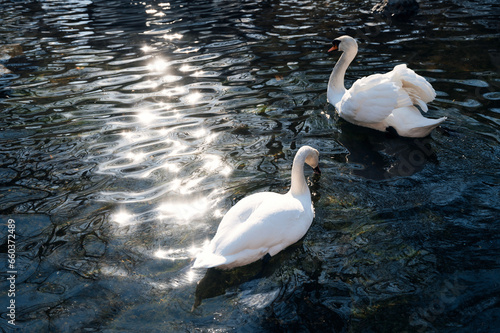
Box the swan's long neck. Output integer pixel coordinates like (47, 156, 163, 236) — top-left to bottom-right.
(327, 46, 357, 103)
(290, 149, 310, 197)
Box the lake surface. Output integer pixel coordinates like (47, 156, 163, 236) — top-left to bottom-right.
(0, 0, 499, 332)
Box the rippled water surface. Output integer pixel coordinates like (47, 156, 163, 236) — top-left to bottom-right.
(0, 0, 499, 332)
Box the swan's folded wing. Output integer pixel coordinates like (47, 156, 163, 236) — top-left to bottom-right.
(216, 192, 280, 235)
(390, 64, 436, 112)
(212, 196, 310, 258)
(340, 74, 401, 123)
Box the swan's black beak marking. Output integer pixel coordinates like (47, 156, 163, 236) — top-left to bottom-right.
(328, 40, 340, 52)
(313, 166, 321, 174)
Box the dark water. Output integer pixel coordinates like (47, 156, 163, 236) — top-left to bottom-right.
(0, 0, 499, 332)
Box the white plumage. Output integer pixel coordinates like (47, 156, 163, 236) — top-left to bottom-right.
(193, 146, 320, 270)
(327, 36, 446, 138)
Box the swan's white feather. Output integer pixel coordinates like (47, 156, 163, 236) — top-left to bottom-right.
(339, 74, 401, 124)
(389, 64, 436, 112)
(385, 106, 446, 137)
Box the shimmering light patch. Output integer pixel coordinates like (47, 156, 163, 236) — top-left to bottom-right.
(179, 64, 191, 72)
(149, 281, 169, 290)
(148, 58, 169, 72)
(166, 86, 188, 97)
(167, 267, 202, 288)
(158, 127, 170, 136)
(200, 132, 218, 145)
(100, 265, 129, 277)
(141, 45, 153, 53)
(191, 128, 208, 138)
(139, 170, 152, 179)
(162, 75, 181, 83)
(176, 86, 188, 94)
(164, 162, 180, 173)
(168, 178, 182, 191)
(158, 197, 210, 222)
(179, 178, 204, 194)
(239, 290, 280, 309)
(156, 101, 172, 111)
(187, 92, 202, 104)
(203, 154, 223, 172)
(163, 33, 182, 40)
(213, 209, 224, 218)
(188, 245, 200, 257)
(121, 131, 135, 141)
(126, 151, 146, 163)
(154, 245, 201, 261)
(120, 131, 148, 146)
(202, 238, 210, 248)
(190, 128, 218, 144)
(137, 109, 158, 124)
(164, 138, 187, 155)
(154, 248, 171, 259)
(154, 248, 189, 260)
(186, 269, 196, 283)
(176, 46, 200, 54)
(136, 80, 159, 90)
(112, 210, 134, 226)
(221, 166, 232, 177)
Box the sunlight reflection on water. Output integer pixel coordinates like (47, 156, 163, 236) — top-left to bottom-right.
(154, 244, 203, 262)
(147, 57, 169, 72)
(158, 197, 211, 223)
(111, 210, 135, 226)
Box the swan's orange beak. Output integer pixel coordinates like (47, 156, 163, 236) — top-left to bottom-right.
(328, 40, 341, 52)
(328, 45, 338, 52)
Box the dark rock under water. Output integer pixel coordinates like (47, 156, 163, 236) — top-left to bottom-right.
(372, 0, 420, 18)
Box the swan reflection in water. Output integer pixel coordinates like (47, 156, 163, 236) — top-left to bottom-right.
(193, 264, 264, 310)
(335, 119, 439, 180)
(192, 242, 302, 310)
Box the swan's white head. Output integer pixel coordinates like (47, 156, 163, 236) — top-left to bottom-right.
(328, 35, 358, 54)
(303, 147, 321, 174)
(290, 146, 320, 196)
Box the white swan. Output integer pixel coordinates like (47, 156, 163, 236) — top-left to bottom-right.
(193, 146, 320, 270)
(327, 35, 446, 138)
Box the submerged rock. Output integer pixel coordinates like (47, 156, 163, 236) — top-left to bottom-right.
(0, 44, 22, 76)
(82, 234, 107, 257)
(0, 186, 49, 211)
(372, 0, 420, 19)
(0, 44, 22, 61)
(0, 64, 10, 75)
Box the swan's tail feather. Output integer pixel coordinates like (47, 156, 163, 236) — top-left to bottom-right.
(387, 106, 446, 137)
(406, 116, 447, 137)
(193, 251, 227, 269)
